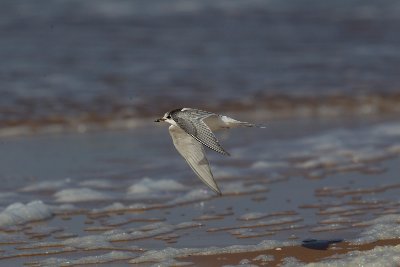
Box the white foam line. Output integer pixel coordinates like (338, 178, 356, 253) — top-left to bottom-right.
(129, 240, 294, 264)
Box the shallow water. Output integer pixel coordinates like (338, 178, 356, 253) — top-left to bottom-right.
(0, 116, 399, 265)
(1, 0, 400, 131)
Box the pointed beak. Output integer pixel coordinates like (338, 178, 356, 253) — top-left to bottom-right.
(154, 118, 165, 122)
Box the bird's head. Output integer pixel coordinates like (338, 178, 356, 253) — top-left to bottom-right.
(155, 108, 184, 125)
(154, 111, 173, 124)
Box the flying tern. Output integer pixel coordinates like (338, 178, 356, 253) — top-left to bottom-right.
(155, 108, 265, 195)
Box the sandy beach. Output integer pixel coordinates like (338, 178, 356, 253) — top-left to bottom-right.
(0, 116, 399, 266)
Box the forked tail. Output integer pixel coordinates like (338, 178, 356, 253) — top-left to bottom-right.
(239, 122, 267, 128)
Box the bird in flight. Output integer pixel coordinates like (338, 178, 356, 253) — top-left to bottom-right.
(155, 108, 265, 195)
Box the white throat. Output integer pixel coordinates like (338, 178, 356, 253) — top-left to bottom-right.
(164, 118, 178, 126)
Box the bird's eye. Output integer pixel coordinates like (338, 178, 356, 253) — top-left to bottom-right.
(167, 115, 171, 119)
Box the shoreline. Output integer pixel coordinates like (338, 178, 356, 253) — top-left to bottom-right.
(1, 93, 400, 138)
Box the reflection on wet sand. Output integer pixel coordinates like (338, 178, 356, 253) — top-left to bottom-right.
(0, 118, 399, 265)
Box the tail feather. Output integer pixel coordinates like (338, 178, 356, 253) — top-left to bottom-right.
(239, 122, 267, 128)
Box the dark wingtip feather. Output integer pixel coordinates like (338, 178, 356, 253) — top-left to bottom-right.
(209, 146, 230, 156)
(212, 183, 222, 196)
(217, 147, 230, 156)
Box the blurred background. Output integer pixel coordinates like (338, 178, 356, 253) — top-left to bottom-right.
(0, 0, 400, 134)
(0, 2, 400, 265)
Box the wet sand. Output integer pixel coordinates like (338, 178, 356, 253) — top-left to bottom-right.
(185, 239, 400, 266)
(0, 116, 399, 265)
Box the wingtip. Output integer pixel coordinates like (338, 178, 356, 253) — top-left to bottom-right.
(209, 183, 222, 196)
(213, 188, 222, 196)
(219, 146, 230, 156)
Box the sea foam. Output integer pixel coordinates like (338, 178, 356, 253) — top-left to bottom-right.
(0, 200, 53, 227)
(127, 177, 186, 196)
(54, 188, 111, 203)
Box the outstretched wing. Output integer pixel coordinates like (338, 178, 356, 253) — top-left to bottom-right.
(171, 108, 230, 156)
(169, 125, 221, 195)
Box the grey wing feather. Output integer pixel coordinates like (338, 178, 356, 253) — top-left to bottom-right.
(169, 125, 221, 195)
(171, 109, 230, 156)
